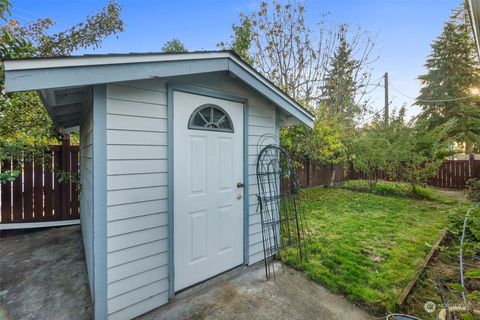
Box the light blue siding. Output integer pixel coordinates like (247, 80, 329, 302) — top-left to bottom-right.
(80, 104, 94, 299)
(97, 74, 280, 319)
(105, 79, 169, 319)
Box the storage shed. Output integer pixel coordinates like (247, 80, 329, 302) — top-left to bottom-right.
(3, 51, 314, 320)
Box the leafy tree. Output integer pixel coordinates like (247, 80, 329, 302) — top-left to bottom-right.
(395, 118, 453, 195)
(349, 119, 390, 188)
(218, 13, 253, 65)
(1, 1, 124, 57)
(222, 1, 377, 183)
(281, 119, 347, 186)
(350, 108, 453, 194)
(0, 0, 124, 182)
(417, 5, 480, 154)
(161, 39, 187, 53)
(227, 1, 376, 114)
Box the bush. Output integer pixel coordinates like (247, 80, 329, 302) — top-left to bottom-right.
(466, 178, 480, 202)
(448, 205, 480, 242)
(342, 180, 435, 199)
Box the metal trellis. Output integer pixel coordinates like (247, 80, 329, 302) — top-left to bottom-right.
(255, 135, 309, 280)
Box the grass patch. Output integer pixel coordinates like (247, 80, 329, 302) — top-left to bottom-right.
(281, 186, 457, 315)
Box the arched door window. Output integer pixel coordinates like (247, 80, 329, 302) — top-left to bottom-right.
(188, 104, 234, 132)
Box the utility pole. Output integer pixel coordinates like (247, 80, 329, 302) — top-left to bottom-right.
(384, 72, 389, 125)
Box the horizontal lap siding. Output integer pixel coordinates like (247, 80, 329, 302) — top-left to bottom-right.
(80, 106, 95, 299)
(248, 105, 277, 265)
(106, 80, 169, 319)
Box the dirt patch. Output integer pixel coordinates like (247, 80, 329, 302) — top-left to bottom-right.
(431, 187, 467, 202)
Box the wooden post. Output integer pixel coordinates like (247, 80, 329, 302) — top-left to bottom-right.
(23, 162, 33, 221)
(60, 134, 71, 220)
(12, 160, 23, 222)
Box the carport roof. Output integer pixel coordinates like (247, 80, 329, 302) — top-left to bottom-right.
(3, 50, 314, 129)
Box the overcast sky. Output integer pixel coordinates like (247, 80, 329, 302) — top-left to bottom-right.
(10, 0, 460, 118)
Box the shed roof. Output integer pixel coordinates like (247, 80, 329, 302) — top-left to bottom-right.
(3, 50, 314, 129)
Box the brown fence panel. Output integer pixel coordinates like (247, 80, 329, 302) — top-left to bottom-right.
(0, 135, 80, 224)
(295, 160, 349, 188)
(428, 160, 470, 189)
(297, 155, 480, 190)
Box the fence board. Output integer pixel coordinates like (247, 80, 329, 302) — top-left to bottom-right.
(44, 152, 53, 218)
(12, 161, 22, 222)
(23, 162, 33, 221)
(60, 136, 70, 220)
(33, 161, 44, 220)
(53, 147, 62, 220)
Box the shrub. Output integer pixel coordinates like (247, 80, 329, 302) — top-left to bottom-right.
(342, 180, 435, 199)
(466, 178, 480, 202)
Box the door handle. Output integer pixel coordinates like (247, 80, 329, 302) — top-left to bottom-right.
(237, 182, 244, 188)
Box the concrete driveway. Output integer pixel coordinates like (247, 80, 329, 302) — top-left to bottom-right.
(0, 226, 372, 320)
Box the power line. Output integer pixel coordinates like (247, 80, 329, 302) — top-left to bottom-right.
(360, 78, 479, 103)
(358, 106, 386, 126)
(14, 6, 70, 27)
(389, 82, 477, 102)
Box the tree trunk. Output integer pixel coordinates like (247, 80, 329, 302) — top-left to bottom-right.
(329, 167, 336, 187)
(465, 141, 474, 154)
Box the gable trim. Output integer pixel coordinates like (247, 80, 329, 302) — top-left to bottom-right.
(4, 52, 314, 128)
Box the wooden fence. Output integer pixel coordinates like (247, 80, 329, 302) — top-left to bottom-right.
(0, 136, 79, 224)
(297, 159, 349, 188)
(297, 155, 480, 189)
(430, 156, 480, 189)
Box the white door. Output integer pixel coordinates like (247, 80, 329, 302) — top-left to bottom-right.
(173, 91, 244, 291)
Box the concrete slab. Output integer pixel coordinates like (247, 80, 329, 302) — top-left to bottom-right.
(140, 263, 373, 320)
(0, 226, 92, 320)
(0, 226, 372, 320)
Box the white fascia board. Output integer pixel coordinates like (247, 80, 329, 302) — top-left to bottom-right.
(3, 52, 231, 71)
(227, 58, 314, 127)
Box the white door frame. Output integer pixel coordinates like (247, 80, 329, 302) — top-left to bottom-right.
(167, 83, 249, 298)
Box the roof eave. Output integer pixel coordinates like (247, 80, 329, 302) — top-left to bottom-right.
(3, 52, 314, 128)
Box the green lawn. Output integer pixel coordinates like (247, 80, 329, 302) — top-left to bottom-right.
(281, 186, 457, 315)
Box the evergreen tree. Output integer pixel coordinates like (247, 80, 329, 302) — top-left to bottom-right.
(417, 6, 480, 153)
(319, 27, 368, 127)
